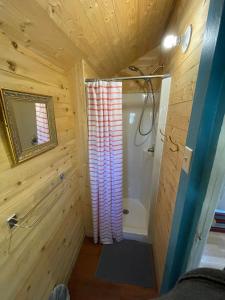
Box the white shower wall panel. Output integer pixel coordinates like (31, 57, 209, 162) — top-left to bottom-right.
(122, 93, 155, 210)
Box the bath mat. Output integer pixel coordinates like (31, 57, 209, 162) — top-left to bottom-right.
(96, 239, 156, 288)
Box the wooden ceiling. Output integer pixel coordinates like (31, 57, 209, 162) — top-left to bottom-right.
(118, 46, 163, 92)
(0, 0, 175, 75)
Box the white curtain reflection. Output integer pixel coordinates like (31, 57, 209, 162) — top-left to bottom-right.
(35, 103, 50, 144)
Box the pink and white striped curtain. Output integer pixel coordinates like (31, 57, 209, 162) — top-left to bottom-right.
(87, 81, 123, 244)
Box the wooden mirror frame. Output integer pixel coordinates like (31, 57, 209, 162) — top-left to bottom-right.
(0, 89, 58, 165)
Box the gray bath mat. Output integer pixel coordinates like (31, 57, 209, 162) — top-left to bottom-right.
(96, 239, 156, 288)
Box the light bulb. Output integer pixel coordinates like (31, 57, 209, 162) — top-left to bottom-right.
(162, 34, 178, 49)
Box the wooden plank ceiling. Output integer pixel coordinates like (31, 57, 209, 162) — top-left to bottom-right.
(0, 0, 175, 75)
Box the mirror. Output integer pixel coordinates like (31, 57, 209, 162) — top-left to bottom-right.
(0, 89, 58, 164)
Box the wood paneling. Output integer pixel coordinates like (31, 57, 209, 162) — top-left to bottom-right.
(67, 60, 98, 238)
(0, 0, 175, 75)
(34, 0, 175, 76)
(0, 0, 212, 296)
(151, 0, 210, 286)
(0, 29, 86, 299)
(0, 0, 83, 70)
(119, 46, 162, 93)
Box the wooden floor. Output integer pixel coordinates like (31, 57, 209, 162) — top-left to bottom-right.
(68, 238, 158, 300)
(200, 231, 225, 269)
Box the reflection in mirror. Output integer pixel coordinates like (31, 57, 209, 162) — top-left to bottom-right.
(12, 101, 50, 149)
(0, 89, 58, 165)
(35, 103, 50, 145)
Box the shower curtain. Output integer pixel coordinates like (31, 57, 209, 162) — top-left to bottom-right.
(87, 81, 123, 244)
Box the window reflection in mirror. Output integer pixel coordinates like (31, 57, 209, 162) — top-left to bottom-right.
(12, 101, 50, 149)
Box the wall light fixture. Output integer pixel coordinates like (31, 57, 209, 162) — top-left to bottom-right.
(162, 25, 192, 53)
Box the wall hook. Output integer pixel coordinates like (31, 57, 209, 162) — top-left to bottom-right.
(160, 129, 168, 143)
(169, 135, 179, 152)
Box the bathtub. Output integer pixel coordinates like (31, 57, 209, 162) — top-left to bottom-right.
(123, 197, 148, 242)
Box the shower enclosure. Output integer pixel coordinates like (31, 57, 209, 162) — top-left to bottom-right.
(122, 92, 157, 241)
(85, 72, 170, 244)
(122, 79, 171, 242)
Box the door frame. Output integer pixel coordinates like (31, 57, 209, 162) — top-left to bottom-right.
(161, 0, 225, 293)
(187, 114, 225, 270)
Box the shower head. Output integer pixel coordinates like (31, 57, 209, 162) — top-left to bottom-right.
(129, 64, 164, 75)
(128, 65, 139, 72)
(128, 65, 145, 76)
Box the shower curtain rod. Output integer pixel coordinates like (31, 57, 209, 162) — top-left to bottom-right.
(85, 74, 170, 83)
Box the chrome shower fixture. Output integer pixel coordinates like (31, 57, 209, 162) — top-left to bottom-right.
(128, 65, 145, 76)
(128, 65, 164, 76)
(128, 65, 157, 137)
(128, 65, 139, 72)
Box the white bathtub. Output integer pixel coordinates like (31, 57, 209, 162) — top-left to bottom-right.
(123, 197, 148, 242)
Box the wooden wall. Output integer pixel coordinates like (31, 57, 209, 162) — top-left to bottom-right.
(0, 30, 86, 299)
(68, 60, 99, 238)
(151, 0, 210, 286)
(0, 0, 212, 297)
